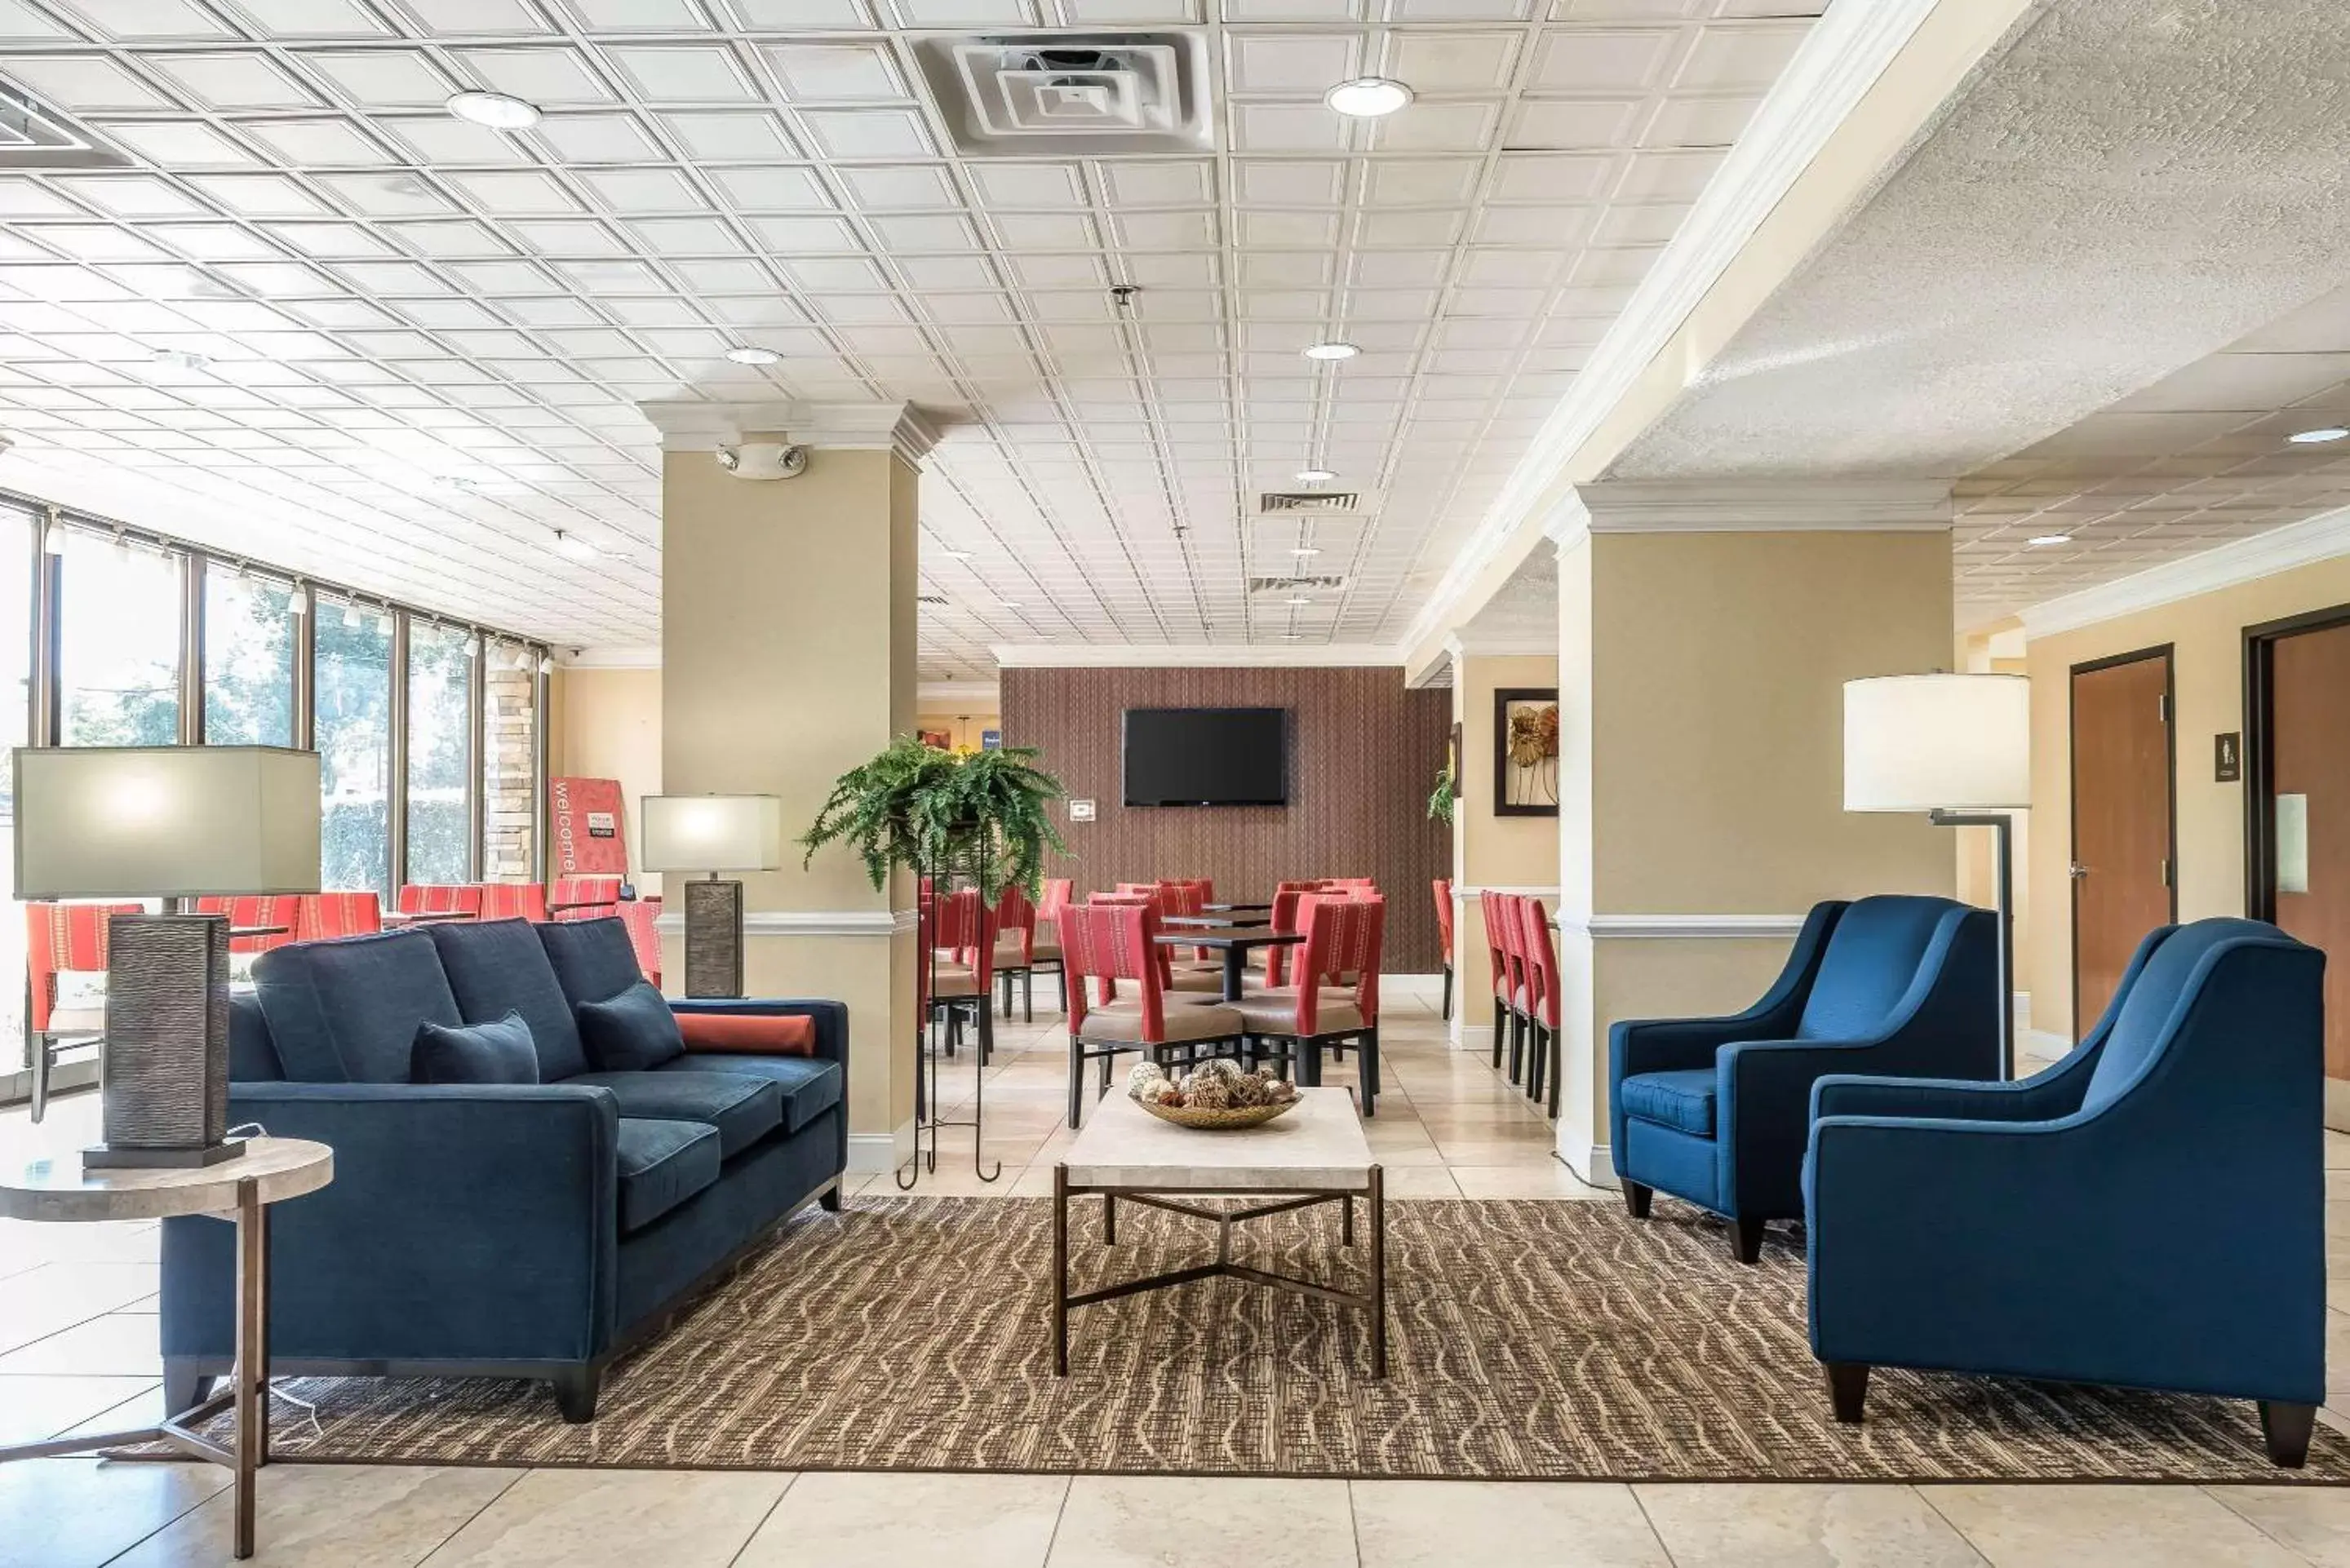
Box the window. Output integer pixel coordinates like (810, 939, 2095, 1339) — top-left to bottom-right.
(315, 598, 394, 894)
(203, 571, 298, 746)
(482, 639, 540, 881)
(57, 534, 181, 746)
(406, 622, 473, 885)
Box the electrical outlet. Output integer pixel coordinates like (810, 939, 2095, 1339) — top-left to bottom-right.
(1068, 799, 1096, 822)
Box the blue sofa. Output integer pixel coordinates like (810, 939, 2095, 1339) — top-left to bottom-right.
(157, 917, 847, 1423)
(1805, 918, 2326, 1466)
(1609, 895, 1998, 1262)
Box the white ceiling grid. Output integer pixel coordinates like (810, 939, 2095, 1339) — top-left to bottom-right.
(0, 0, 1821, 674)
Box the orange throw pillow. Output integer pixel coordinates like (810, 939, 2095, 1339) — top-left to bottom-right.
(674, 1012, 816, 1057)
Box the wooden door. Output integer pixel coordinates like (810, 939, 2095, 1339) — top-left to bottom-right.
(2268, 618, 2350, 1087)
(2071, 649, 2175, 1036)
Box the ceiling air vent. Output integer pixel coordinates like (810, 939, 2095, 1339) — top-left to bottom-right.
(1258, 491, 1363, 514)
(911, 33, 1213, 158)
(0, 87, 131, 170)
(1248, 575, 1351, 595)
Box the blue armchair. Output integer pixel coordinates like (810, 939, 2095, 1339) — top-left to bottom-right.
(1610, 895, 1999, 1262)
(1805, 918, 2326, 1467)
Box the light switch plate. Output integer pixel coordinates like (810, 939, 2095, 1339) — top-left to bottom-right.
(1068, 798, 1096, 822)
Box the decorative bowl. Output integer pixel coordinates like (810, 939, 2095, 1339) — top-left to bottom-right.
(1135, 1097, 1301, 1131)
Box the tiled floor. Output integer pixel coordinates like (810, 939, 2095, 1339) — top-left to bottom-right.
(4, 980, 2350, 1566)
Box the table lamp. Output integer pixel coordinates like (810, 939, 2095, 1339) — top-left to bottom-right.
(12, 745, 321, 1168)
(1842, 674, 2030, 1076)
(640, 794, 783, 999)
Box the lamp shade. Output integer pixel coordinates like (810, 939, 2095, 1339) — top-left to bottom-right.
(1843, 674, 2030, 813)
(13, 745, 322, 898)
(641, 794, 784, 873)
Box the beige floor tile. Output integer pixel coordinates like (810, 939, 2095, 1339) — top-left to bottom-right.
(0, 1309, 161, 1376)
(2209, 1485, 2350, 1566)
(107, 1462, 519, 1568)
(1449, 1163, 1611, 1200)
(1923, 1483, 2304, 1566)
(422, 1467, 787, 1566)
(1049, 1475, 1355, 1568)
(0, 1372, 159, 1445)
(1638, 1483, 1982, 1566)
(0, 1261, 161, 1355)
(0, 1216, 159, 1269)
(0, 1457, 227, 1568)
(2330, 1312, 2350, 1396)
(1381, 1166, 1464, 1199)
(736, 1470, 1066, 1568)
(1352, 1480, 1671, 1566)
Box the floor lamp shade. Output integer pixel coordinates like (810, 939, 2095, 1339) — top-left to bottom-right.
(641, 795, 784, 1000)
(11, 745, 321, 1168)
(1843, 675, 2031, 813)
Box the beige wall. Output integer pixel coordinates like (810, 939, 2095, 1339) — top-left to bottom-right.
(663, 444, 920, 1154)
(1451, 653, 1560, 1037)
(1556, 527, 1958, 1178)
(549, 666, 663, 896)
(2022, 553, 2350, 1039)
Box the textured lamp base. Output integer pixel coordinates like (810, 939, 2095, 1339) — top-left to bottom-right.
(683, 879, 745, 999)
(86, 914, 238, 1172)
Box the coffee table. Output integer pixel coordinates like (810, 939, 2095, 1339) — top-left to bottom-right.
(1052, 1087, 1385, 1378)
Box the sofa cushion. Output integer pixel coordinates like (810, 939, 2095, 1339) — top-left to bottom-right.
(536, 917, 645, 1008)
(251, 928, 462, 1083)
(615, 1117, 720, 1235)
(656, 1054, 841, 1136)
(413, 1011, 539, 1086)
(1797, 896, 1953, 1040)
(568, 1070, 780, 1158)
(577, 981, 685, 1072)
(424, 919, 588, 1081)
(674, 1012, 816, 1056)
(1619, 1069, 1716, 1138)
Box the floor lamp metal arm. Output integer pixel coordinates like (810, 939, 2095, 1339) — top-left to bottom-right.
(1928, 808, 2015, 1082)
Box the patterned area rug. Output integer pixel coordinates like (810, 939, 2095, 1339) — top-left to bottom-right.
(248, 1196, 2347, 1481)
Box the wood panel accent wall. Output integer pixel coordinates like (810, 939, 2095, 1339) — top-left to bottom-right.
(1002, 666, 1451, 971)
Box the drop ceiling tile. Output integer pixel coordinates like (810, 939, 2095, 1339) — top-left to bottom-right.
(991, 210, 1097, 248)
(561, 0, 709, 25)
(191, 174, 331, 216)
(224, 0, 389, 35)
(794, 108, 936, 161)
(602, 46, 758, 103)
(1508, 96, 1642, 148)
(101, 120, 266, 166)
(658, 111, 800, 161)
(52, 175, 206, 218)
(1234, 159, 1347, 206)
(536, 113, 666, 163)
(0, 0, 79, 38)
(628, 216, 747, 254)
(1227, 33, 1360, 92)
(579, 166, 711, 212)
(47, 0, 233, 41)
(867, 214, 984, 251)
(1612, 145, 1723, 198)
(1643, 91, 1760, 146)
(967, 162, 1086, 208)
(838, 162, 961, 209)
(1231, 102, 1350, 153)
(1102, 161, 1215, 206)
(377, 116, 535, 165)
(508, 217, 627, 253)
(747, 214, 863, 250)
(299, 49, 456, 108)
(708, 165, 834, 209)
(1674, 20, 1809, 91)
(760, 42, 908, 102)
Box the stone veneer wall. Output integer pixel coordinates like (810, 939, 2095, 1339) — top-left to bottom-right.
(482, 651, 538, 880)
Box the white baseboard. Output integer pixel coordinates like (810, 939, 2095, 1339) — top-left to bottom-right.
(1559, 1138, 1617, 1189)
(847, 1119, 915, 1174)
(1452, 1022, 1494, 1053)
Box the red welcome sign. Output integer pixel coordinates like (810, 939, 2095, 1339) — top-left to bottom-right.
(550, 776, 629, 875)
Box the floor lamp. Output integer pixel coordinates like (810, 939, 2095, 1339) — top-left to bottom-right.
(640, 794, 784, 999)
(1843, 674, 2031, 1079)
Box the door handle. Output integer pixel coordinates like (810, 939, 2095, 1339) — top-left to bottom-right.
(2068, 862, 2090, 880)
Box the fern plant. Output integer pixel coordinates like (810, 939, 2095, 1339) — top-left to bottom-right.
(1427, 760, 1457, 826)
(800, 735, 1069, 901)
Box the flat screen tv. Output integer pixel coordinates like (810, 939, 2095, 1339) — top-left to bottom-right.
(1122, 707, 1289, 807)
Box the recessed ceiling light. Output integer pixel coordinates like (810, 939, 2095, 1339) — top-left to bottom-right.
(1291, 546, 1320, 556)
(725, 345, 780, 366)
(2287, 427, 2349, 444)
(1284, 596, 1312, 606)
(1280, 632, 1303, 640)
(553, 529, 599, 561)
(446, 91, 541, 131)
(1301, 341, 1359, 362)
(2028, 533, 2073, 547)
(1296, 467, 1338, 484)
(1324, 77, 1413, 118)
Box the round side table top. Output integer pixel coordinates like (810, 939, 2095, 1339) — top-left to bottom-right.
(0, 1137, 333, 1223)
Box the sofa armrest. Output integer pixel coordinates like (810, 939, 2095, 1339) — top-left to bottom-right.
(669, 998, 847, 1065)
(1811, 1040, 2101, 1123)
(161, 1081, 622, 1366)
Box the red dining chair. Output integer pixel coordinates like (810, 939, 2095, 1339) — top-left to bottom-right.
(1261, 882, 1322, 987)
(1433, 878, 1456, 1021)
(1032, 878, 1071, 1010)
(1090, 890, 1189, 991)
(929, 888, 999, 1063)
(1230, 892, 1386, 1115)
(193, 895, 303, 955)
(1518, 894, 1564, 1119)
(992, 883, 1039, 1022)
(397, 884, 481, 919)
(1326, 878, 1379, 893)
(551, 875, 624, 920)
(24, 901, 143, 1123)
(477, 882, 549, 923)
(297, 892, 383, 941)
(1495, 893, 1536, 1087)
(1478, 890, 1513, 1071)
(1057, 900, 1245, 1128)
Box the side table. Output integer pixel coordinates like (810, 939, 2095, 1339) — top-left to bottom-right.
(0, 1136, 333, 1560)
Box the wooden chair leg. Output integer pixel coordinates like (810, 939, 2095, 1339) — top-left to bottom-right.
(1525, 1023, 1545, 1101)
(1067, 1035, 1085, 1128)
(1360, 1026, 1379, 1116)
(1545, 1025, 1563, 1121)
(1489, 1009, 1504, 1070)
(2261, 1401, 2317, 1468)
(1440, 964, 1453, 1021)
(1621, 1179, 1652, 1219)
(1731, 1216, 1767, 1265)
(1825, 1362, 1869, 1424)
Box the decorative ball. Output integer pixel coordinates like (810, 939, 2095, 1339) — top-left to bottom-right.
(1148, 1080, 1186, 1106)
(1197, 1057, 1245, 1083)
(1229, 1074, 1269, 1107)
(1126, 1061, 1168, 1098)
(1186, 1078, 1235, 1110)
(1266, 1079, 1298, 1103)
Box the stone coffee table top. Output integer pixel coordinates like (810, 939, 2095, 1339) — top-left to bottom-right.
(1062, 1087, 1372, 1192)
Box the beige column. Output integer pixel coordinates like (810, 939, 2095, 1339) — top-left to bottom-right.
(1552, 481, 1958, 1185)
(1447, 643, 1561, 1052)
(644, 400, 933, 1172)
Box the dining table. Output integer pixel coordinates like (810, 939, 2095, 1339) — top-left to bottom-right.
(1152, 925, 1302, 1002)
(1203, 901, 1275, 914)
(1160, 911, 1270, 930)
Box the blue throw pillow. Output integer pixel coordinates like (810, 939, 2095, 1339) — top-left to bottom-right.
(412, 1010, 539, 1085)
(575, 980, 685, 1072)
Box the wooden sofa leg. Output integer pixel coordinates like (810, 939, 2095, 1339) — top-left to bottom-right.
(818, 1179, 843, 1212)
(1621, 1180, 1652, 1220)
(552, 1366, 601, 1424)
(1825, 1362, 1869, 1424)
(1731, 1216, 1766, 1265)
(2260, 1401, 2317, 1468)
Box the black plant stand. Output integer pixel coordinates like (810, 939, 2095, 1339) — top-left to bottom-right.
(897, 839, 1001, 1189)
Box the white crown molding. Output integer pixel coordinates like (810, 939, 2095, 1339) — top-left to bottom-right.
(993, 643, 1403, 670)
(557, 644, 659, 671)
(2019, 503, 2350, 640)
(1576, 478, 1953, 534)
(1448, 635, 1560, 658)
(1397, 0, 1946, 657)
(637, 399, 938, 465)
(1554, 913, 1808, 940)
(917, 680, 1000, 711)
(654, 909, 917, 937)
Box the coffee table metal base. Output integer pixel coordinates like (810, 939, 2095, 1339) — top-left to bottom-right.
(1051, 1163, 1386, 1379)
